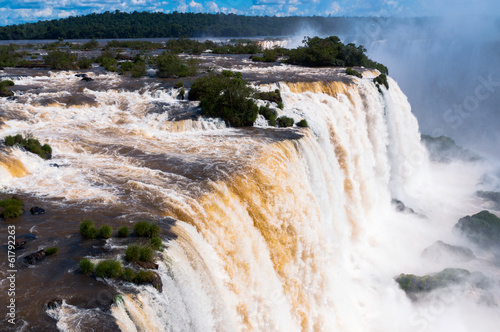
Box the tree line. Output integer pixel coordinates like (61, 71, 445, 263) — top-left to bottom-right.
(0, 11, 370, 40)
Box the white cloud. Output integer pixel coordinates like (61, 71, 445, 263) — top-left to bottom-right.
(325, 1, 341, 15)
(205, 1, 219, 12)
(189, 0, 203, 12)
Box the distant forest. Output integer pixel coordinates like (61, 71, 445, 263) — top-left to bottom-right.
(0, 11, 391, 40)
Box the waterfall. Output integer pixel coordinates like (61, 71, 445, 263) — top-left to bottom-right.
(106, 76, 440, 331)
(1, 69, 495, 331)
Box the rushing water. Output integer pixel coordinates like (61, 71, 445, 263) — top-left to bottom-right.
(1, 60, 499, 331)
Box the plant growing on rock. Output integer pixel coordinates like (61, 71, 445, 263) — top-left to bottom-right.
(117, 226, 129, 238)
(80, 219, 98, 239)
(373, 73, 389, 92)
(0, 197, 23, 219)
(4, 134, 52, 159)
(277, 116, 294, 128)
(150, 236, 162, 250)
(346, 67, 362, 78)
(296, 119, 309, 128)
(125, 244, 140, 262)
(189, 70, 259, 127)
(79, 258, 95, 275)
(134, 221, 160, 238)
(258, 105, 277, 126)
(98, 225, 113, 239)
(0, 80, 14, 97)
(95, 260, 123, 278)
(139, 246, 154, 263)
(45, 247, 59, 256)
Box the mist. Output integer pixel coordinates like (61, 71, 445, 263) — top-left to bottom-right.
(290, 3, 500, 158)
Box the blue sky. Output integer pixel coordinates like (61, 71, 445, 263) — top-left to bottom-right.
(0, 0, 496, 26)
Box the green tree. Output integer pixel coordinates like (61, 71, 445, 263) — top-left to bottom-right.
(156, 52, 197, 78)
(189, 71, 259, 127)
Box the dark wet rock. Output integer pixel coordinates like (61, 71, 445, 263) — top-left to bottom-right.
(14, 233, 37, 250)
(151, 272, 162, 292)
(15, 237, 27, 250)
(75, 73, 87, 78)
(132, 271, 163, 292)
(396, 268, 470, 299)
(46, 298, 63, 310)
(30, 206, 45, 215)
(50, 163, 60, 168)
(476, 191, 500, 210)
(134, 261, 158, 270)
(81, 76, 93, 82)
(24, 249, 46, 264)
(0, 90, 14, 97)
(421, 134, 481, 163)
(421, 240, 476, 263)
(391, 199, 415, 214)
(454, 210, 500, 250)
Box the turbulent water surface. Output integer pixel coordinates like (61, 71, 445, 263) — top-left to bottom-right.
(0, 56, 499, 331)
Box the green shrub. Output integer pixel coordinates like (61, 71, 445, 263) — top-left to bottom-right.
(296, 119, 309, 128)
(251, 49, 278, 62)
(0, 198, 23, 219)
(256, 89, 282, 104)
(134, 221, 151, 237)
(277, 116, 294, 128)
(134, 221, 160, 238)
(80, 219, 97, 239)
(77, 57, 93, 69)
(79, 258, 94, 275)
(189, 71, 258, 127)
(277, 101, 284, 109)
(373, 73, 389, 91)
(95, 260, 123, 278)
(125, 244, 140, 262)
(119, 57, 146, 77)
(121, 268, 136, 282)
(96, 51, 118, 72)
(44, 50, 78, 70)
(259, 105, 277, 126)
(346, 67, 362, 78)
(150, 236, 162, 250)
(133, 270, 155, 284)
(117, 226, 129, 238)
(174, 81, 184, 88)
(98, 225, 113, 239)
(156, 52, 197, 78)
(139, 246, 154, 263)
(3, 134, 52, 159)
(286, 36, 388, 74)
(4, 135, 15, 146)
(45, 247, 58, 256)
(147, 224, 160, 238)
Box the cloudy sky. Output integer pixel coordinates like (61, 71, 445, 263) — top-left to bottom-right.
(0, 0, 495, 26)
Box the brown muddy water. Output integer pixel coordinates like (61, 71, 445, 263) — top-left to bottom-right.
(0, 57, 306, 331)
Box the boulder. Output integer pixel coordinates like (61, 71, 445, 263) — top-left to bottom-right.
(14, 234, 37, 250)
(30, 206, 45, 215)
(421, 240, 476, 263)
(75, 73, 87, 78)
(391, 199, 415, 214)
(396, 268, 470, 300)
(454, 210, 500, 250)
(476, 191, 500, 210)
(24, 249, 46, 264)
(46, 298, 63, 310)
(134, 261, 158, 270)
(151, 272, 162, 292)
(81, 77, 93, 82)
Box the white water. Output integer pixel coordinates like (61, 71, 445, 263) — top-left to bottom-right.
(1, 69, 499, 331)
